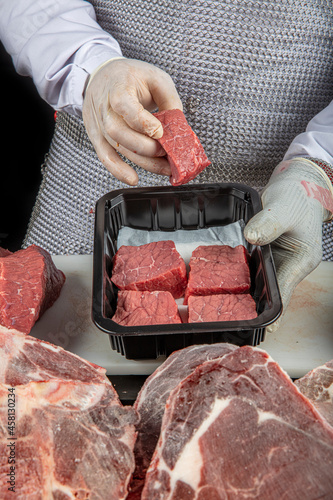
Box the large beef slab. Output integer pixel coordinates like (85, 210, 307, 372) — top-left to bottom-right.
(295, 359, 333, 428)
(111, 240, 187, 299)
(141, 347, 333, 500)
(112, 290, 182, 326)
(0, 245, 65, 335)
(153, 109, 211, 186)
(0, 331, 138, 499)
(0, 380, 137, 500)
(128, 343, 237, 499)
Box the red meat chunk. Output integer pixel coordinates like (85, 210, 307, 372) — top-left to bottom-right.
(184, 244, 251, 304)
(129, 343, 237, 499)
(295, 359, 333, 428)
(0, 331, 138, 499)
(188, 294, 257, 323)
(153, 109, 211, 186)
(141, 347, 333, 499)
(112, 291, 182, 326)
(111, 240, 187, 299)
(0, 248, 12, 258)
(0, 245, 65, 335)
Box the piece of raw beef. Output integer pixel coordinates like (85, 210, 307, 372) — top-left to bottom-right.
(112, 290, 182, 326)
(153, 109, 211, 186)
(295, 358, 333, 427)
(0, 331, 138, 500)
(0, 330, 107, 386)
(0, 245, 65, 335)
(142, 346, 333, 500)
(128, 343, 237, 499)
(111, 240, 187, 299)
(0, 380, 137, 500)
(0, 248, 12, 257)
(188, 293, 257, 322)
(184, 244, 251, 304)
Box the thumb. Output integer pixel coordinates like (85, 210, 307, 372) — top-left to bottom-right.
(244, 204, 288, 246)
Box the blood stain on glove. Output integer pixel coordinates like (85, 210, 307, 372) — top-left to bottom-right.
(301, 180, 333, 213)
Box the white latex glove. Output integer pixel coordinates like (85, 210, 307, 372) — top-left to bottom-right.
(244, 157, 333, 333)
(82, 57, 183, 185)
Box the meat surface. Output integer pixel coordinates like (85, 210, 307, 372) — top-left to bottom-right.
(153, 109, 211, 186)
(0, 331, 138, 500)
(184, 244, 251, 304)
(112, 291, 182, 326)
(188, 293, 257, 322)
(295, 359, 333, 427)
(142, 346, 333, 500)
(111, 240, 187, 299)
(0, 248, 12, 258)
(0, 245, 65, 335)
(128, 343, 237, 499)
(0, 330, 107, 386)
(0, 380, 137, 500)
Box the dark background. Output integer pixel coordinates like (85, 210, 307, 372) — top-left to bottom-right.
(0, 42, 55, 252)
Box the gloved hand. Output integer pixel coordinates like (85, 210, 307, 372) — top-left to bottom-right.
(244, 157, 333, 332)
(82, 57, 182, 185)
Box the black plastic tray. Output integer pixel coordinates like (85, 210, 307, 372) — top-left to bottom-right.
(92, 183, 282, 359)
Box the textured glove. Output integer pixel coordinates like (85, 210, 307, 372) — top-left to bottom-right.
(244, 157, 333, 332)
(82, 57, 182, 185)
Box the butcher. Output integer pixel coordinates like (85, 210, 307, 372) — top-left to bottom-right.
(0, 0, 332, 332)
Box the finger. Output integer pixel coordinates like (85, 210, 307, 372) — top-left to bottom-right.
(113, 140, 172, 177)
(110, 92, 165, 139)
(244, 204, 289, 246)
(101, 109, 166, 157)
(148, 75, 183, 112)
(95, 136, 140, 185)
(83, 99, 139, 185)
(265, 317, 282, 334)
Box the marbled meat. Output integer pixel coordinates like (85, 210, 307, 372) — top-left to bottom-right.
(128, 343, 237, 499)
(0, 331, 138, 500)
(153, 109, 211, 186)
(295, 358, 333, 427)
(142, 346, 333, 500)
(111, 240, 187, 299)
(112, 290, 182, 326)
(184, 244, 251, 304)
(188, 293, 257, 322)
(0, 245, 65, 335)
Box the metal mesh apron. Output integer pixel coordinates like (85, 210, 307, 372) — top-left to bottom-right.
(24, 0, 333, 258)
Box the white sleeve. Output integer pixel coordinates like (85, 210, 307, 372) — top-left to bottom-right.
(283, 100, 333, 166)
(0, 0, 123, 116)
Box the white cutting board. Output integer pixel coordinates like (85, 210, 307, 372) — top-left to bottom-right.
(30, 256, 333, 379)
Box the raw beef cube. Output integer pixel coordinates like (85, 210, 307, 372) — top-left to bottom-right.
(0, 245, 65, 335)
(142, 347, 333, 500)
(0, 331, 139, 500)
(153, 109, 211, 186)
(188, 294, 257, 322)
(184, 244, 251, 304)
(112, 290, 182, 326)
(295, 358, 333, 427)
(128, 343, 237, 499)
(111, 240, 187, 299)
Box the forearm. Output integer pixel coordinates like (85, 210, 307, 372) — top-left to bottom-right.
(0, 0, 122, 116)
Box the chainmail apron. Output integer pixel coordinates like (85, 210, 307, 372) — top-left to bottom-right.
(24, 0, 333, 258)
